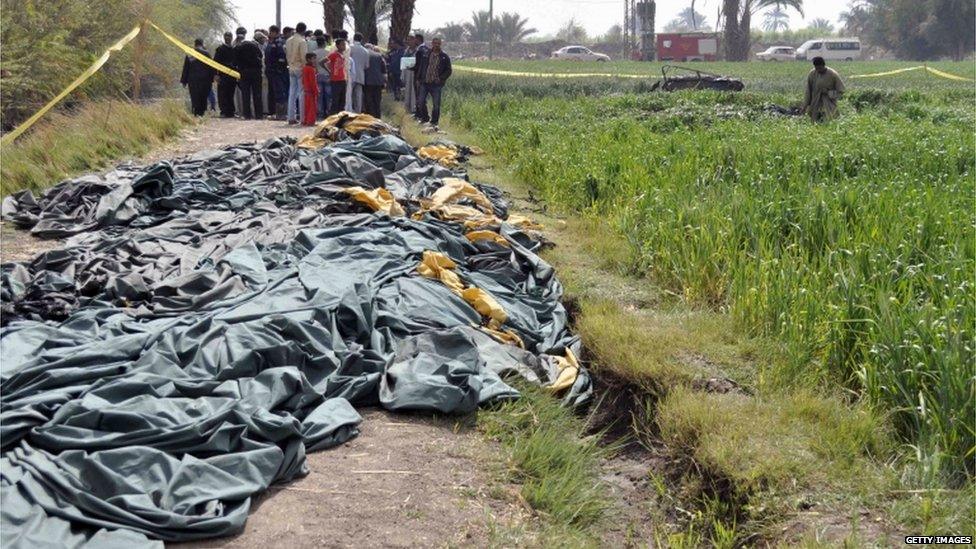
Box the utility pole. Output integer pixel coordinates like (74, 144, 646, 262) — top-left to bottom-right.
(276, 0, 281, 29)
(488, 0, 494, 60)
(623, 0, 629, 60)
(637, 0, 655, 61)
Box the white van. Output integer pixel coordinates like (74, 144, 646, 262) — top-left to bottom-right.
(795, 38, 861, 61)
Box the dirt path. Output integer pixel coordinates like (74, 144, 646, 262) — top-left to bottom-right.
(180, 410, 527, 548)
(1, 115, 533, 547)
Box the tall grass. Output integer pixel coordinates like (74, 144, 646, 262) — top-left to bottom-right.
(445, 65, 975, 485)
(1, 99, 192, 196)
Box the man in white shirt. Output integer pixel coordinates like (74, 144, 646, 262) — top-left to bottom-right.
(348, 33, 369, 113)
(284, 22, 309, 124)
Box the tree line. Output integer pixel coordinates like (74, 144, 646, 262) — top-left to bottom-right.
(1, 0, 232, 128)
(718, 0, 973, 61)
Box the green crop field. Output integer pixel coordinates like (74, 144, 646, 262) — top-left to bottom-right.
(442, 60, 975, 486)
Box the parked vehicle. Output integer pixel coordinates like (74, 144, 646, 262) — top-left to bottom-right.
(551, 46, 610, 62)
(756, 46, 796, 61)
(795, 38, 861, 61)
(656, 32, 720, 62)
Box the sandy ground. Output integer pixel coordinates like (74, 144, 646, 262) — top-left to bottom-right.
(178, 410, 528, 548)
(1, 115, 533, 547)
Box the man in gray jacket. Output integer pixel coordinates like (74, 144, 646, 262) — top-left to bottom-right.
(348, 33, 369, 113)
(363, 44, 387, 118)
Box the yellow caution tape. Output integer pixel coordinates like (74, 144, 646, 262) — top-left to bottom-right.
(453, 64, 648, 79)
(460, 63, 973, 83)
(849, 65, 973, 82)
(1, 20, 242, 146)
(848, 65, 925, 79)
(149, 21, 240, 80)
(0, 26, 143, 146)
(925, 66, 974, 82)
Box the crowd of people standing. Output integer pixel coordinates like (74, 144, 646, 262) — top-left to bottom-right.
(180, 22, 453, 128)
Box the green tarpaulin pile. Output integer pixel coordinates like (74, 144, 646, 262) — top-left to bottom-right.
(0, 134, 590, 546)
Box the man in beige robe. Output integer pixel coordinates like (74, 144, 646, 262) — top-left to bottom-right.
(803, 56, 846, 122)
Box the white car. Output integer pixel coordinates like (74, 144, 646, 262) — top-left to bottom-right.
(756, 46, 796, 61)
(551, 46, 610, 62)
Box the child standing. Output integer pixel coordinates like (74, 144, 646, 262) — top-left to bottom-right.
(301, 53, 319, 126)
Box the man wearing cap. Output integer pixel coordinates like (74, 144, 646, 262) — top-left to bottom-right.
(213, 31, 236, 118)
(234, 27, 264, 119)
(803, 57, 846, 123)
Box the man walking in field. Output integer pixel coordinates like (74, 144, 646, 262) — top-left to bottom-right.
(414, 36, 452, 129)
(803, 57, 845, 123)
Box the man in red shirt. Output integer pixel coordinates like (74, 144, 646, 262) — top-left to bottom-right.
(326, 39, 348, 115)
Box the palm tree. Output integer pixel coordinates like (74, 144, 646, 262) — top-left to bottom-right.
(464, 10, 496, 42)
(317, 0, 344, 32)
(390, 0, 415, 43)
(557, 17, 588, 44)
(808, 17, 834, 33)
(762, 5, 790, 32)
(434, 21, 466, 42)
(347, 0, 376, 43)
(665, 7, 710, 31)
(722, 0, 803, 60)
(602, 23, 624, 44)
(839, 0, 876, 36)
(495, 12, 537, 43)
(346, 0, 391, 43)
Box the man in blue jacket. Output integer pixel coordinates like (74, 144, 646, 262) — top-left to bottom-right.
(386, 38, 405, 100)
(413, 37, 452, 128)
(264, 25, 289, 119)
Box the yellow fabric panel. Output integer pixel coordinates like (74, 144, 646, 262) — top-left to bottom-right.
(416, 250, 511, 333)
(300, 112, 398, 147)
(417, 251, 464, 294)
(479, 325, 525, 348)
(465, 230, 510, 247)
(460, 287, 508, 327)
(296, 135, 328, 149)
(344, 186, 405, 217)
(417, 144, 461, 168)
(427, 178, 495, 213)
(506, 214, 544, 231)
(548, 348, 581, 393)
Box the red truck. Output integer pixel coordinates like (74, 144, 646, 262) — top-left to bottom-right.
(655, 32, 720, 62)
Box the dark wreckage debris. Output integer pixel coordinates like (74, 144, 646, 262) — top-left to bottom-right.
(0, 122, 590, 546)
